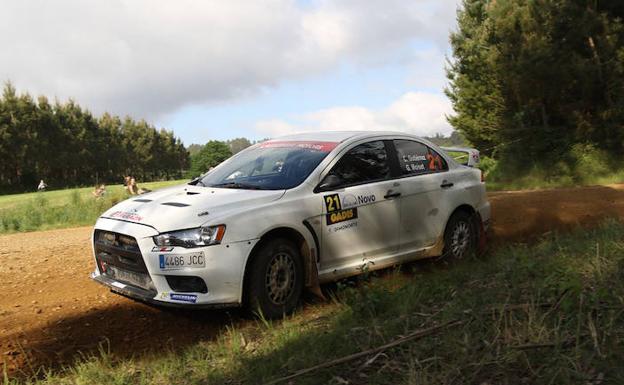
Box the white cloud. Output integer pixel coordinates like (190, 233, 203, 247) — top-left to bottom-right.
(255, 119, 298, 137)
(255, 91, 453, 137)
(0, 0, 458, 119)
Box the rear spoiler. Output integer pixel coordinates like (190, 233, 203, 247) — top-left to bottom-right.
(440, 147, 480, 167)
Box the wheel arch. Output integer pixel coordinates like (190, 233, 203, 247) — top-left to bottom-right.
(441, 203, 484, 254)
(445, 203, 483, 231)
(450, 203, 476, 218)
(241, 226, 318, 304)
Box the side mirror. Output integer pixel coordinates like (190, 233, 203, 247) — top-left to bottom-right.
(316, 174, 342, 192)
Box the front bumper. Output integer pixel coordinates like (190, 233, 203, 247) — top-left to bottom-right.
(91, 217, 258, 307)
(91, 273, 238, 309)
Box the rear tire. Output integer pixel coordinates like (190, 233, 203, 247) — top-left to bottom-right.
(246, 238, 303, 319)
(442, 211, 476, 259)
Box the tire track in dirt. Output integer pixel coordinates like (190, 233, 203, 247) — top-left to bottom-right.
(2, 184, 624, 376)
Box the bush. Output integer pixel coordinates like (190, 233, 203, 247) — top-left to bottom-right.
(484, 141, 624, 190)
(570, 143, 611, 182)
(478, 155, 498, 179)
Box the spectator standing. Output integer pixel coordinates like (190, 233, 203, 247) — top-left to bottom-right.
(124, 176, 135, 195)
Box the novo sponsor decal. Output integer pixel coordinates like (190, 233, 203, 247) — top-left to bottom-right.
(337, 193, 377, 209)
(341, 194, 357, 208)
(170, 293, 198, 303)
(356, 194, 375, 205)
(109, 210, 143, 222)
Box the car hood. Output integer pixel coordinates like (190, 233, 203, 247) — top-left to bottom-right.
(100, 184, 285, 233)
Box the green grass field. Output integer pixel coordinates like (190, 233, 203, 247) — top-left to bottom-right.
(7, 220, 624, 384)
(0, 180, 186, 233)
(0, 180, 186, 210)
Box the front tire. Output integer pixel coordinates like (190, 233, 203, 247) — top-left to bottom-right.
(442, 211, 476, 259)
(246, 238, 303, 319)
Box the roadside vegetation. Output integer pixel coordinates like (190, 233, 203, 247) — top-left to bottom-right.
(481, 146, 624, 191)
(447, 1, 624, 192)
(0, 180, 184, 233)
(6, 220, 624, 384)
(431, 136, 624, 192)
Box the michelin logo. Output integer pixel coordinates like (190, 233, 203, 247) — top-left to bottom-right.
(170, 293, 198, 303)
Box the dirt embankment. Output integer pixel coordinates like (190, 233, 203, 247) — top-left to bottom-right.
(2, 184, 624, 376)
(488, 184, 624, 242)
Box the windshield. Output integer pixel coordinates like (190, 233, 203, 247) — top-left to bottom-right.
(195, 141, 338, 190)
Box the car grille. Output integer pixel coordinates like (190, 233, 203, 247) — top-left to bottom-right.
(94, 230, 155, 292)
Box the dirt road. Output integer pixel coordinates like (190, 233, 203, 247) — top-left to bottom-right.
(3, 184, 624, 376)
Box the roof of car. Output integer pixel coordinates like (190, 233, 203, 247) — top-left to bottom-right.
(273, 130, 414, 143)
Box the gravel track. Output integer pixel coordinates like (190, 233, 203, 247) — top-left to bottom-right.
(3, 184, 624, 376)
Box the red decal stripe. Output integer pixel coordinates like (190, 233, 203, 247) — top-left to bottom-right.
(258, 141, 338, 152)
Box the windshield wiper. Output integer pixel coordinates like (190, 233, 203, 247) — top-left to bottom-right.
(210, 182, 264, 190)
(188, 177, 206, 187)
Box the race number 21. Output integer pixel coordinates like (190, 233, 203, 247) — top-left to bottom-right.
(324, 194, 341, 212)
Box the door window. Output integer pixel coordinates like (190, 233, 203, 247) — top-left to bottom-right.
(325, 141, 390, 187)
(394, 140, 448, 176)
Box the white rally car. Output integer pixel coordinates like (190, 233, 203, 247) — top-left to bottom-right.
(91, 131, 490, 318)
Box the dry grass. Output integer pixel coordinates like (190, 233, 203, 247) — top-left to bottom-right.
(5, 220, 624, 384)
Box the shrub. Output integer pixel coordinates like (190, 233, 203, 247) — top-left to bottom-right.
(478, 155, 498, 179)
(570, 143, 611, 182)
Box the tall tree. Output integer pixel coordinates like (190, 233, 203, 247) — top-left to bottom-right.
(226, 137, 252, 154)
(0, 83, 189, 192)
(447, 0, 624, 169)
(189, 140, 232, 177)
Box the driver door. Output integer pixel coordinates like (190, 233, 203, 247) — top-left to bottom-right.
(318, 140, 401, 273)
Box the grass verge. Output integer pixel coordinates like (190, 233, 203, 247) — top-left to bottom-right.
(6, 220, 624, 384)
(0, 180, 185, 234)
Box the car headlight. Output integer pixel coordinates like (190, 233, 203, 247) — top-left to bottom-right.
(153, 225, 226, 248)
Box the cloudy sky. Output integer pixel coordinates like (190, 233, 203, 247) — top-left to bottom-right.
(0, 0, 461, 145)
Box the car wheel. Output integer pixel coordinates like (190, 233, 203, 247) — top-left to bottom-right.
(443, 211, 476, 259)
(246, 238, 303, 319)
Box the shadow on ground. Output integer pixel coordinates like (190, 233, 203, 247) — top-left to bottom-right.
(3, 300, 242, 378)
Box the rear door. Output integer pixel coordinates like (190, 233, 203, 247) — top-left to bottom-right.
(392, 139, 455, 251)
(318, 140, 401, 272)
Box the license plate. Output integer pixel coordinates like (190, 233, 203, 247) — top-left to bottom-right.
(159, 252, 205, 270)
(107, 266, 150, 289)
